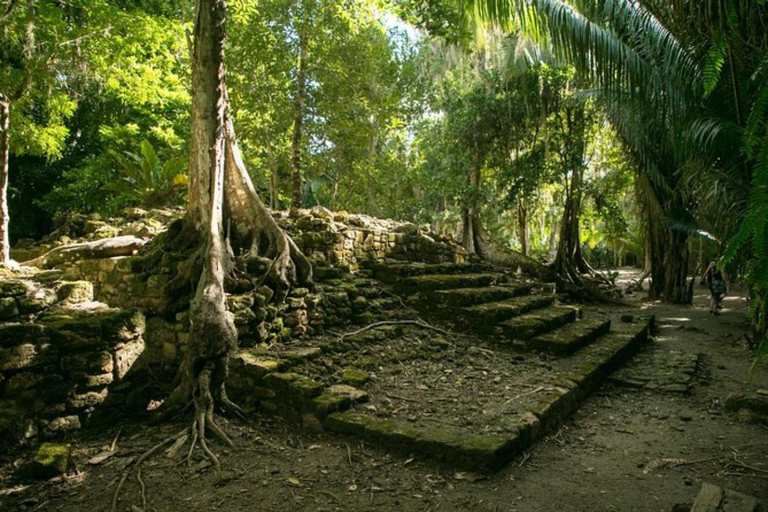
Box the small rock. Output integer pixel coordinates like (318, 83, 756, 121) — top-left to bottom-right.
(29, 443, 71, 479)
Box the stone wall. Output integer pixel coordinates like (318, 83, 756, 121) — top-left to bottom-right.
(49, 206, 467, 373)
(281, 206, 466, 268)
(0, 276, 146, 442)
(1, 207, 468, 441)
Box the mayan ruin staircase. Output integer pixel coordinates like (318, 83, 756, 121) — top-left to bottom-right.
(0, 209, 654, 476)
(227, 257, 653, 472)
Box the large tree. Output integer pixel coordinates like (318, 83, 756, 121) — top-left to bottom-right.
(159, 0, 312, 467)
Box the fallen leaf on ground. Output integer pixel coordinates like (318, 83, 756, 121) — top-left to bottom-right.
(87, 450, 116, 465)
(453, 472, 487, 482)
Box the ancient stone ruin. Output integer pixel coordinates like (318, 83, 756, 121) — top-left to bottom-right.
(1, 207, 653, 471)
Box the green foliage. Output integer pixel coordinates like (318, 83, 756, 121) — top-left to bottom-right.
(108, 140, 187, 207)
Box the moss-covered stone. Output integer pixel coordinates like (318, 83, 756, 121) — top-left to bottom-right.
(341, 368, 370, 386)
(30, 443, 71, 479)
(0, 344, 40, 371)
(263, 372, 300, 392)
(0, 296, 19, 319)
(288, 375, 324, 398)
(56, 281, 94, 303)
(0, 280, 27, 297)
(0, 323, 48, 348)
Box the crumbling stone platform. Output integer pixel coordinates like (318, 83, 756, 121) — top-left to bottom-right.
(225, 258, 653, 471)
(3, 207, 657, 474)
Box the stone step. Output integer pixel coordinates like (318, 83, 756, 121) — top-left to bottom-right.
(370, 261, 492, 283)
(499, 306, 579, 341)
(422, 285, 532, 309)
(528, 318, 611, 355)
(228, 348, 368, 425)
(396, 273, 502, 294)
(460, 294, 556, 328)
(324, 317, 654, 471)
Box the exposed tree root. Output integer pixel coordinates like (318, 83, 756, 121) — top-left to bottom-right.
(110, 429, 187, 512)
(338, 319, 455, 341)
(626, 267, 651, 293)
(23, 235, 147, 269)
(135, 3, 314, 507)
(110, 414, 236, 512)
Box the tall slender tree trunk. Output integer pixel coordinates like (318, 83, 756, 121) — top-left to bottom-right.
(548, 206, 558, 261)
(290, 18, 308, 208)
(461, 168, 483, 255)
(0, 99, 10, 266)
(552, 106, 592, 281)
(365, 130, 380, 216)
(517, 198, 528, 256)
(262, 128, 280, 209)
(642, 173, 691, 304)
(159, 0, 312, 464)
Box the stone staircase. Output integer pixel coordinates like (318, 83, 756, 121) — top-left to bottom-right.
(372, 260, 612, 355)
(227, 259, 653, 472)
(318, 260, 653, 470)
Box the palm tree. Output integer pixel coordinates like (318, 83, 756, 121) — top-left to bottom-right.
(461, 0, 768, 344)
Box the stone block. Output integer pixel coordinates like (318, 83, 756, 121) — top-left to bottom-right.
(0, 280, 27, 297)
(341, 369, 370, 386)
(67, 388, 108, 410)
(56, 281, 94, 303)
(62, 350, 113, 374)
(6, 372, 44, 392)
(0, 323, 48, 348)
(30, 443, 71, 479)
(73, 372, 114, 388)
(42, 415, 81, 434)
(114, 337, 145, 379)
(0, 296, 19, 320)
(0, 343, 39, 371)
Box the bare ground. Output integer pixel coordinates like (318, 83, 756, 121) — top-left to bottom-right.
(1, 272, 767, 512)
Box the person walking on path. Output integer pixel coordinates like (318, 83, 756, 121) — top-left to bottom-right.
(703, 260, 727, 314)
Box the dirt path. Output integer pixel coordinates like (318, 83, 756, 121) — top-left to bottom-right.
(2, 279, 766, 512)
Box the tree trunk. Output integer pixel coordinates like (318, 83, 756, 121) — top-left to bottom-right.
(0, 100, 10, 266)
(290, 16, 308, 208)
(460, 168, 483, 256)
(262, 127, 280, 209)
(552, 165, 591, 280)
(641, 173, 692, 304)
(551, 106, 593, 281)
(517, 198, 528, 257)
(159, 0, 312, 466)
(548, 206, 558, 261)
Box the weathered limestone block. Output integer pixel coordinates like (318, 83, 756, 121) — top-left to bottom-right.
(30, 443, 71, 479)
(0, 343, 40, 371)
(73, 372, 114, 388)
(6, 372, 45, 392)
(0, 296, 19, 319)
(0, 323, 48, 348)
(56, 281, 94, 303)
(114, 337, 145, 380)
(17, 287, 57, 315)
(284, 309, 308, 328)
(0, 279, 27, 297)
(41, 415, 81, 434)
(61, 350, 113, 374)
(67, 388, 108, 410)
(341, 369, 370, 386)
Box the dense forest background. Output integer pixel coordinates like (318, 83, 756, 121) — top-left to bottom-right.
(3, 0, 637, 268)
(2, 0, 767, 347)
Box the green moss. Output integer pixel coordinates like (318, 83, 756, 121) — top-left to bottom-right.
(31, 443, 71, 479)
(341, 368, 370, 386)
(288, 375, 324, 398)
